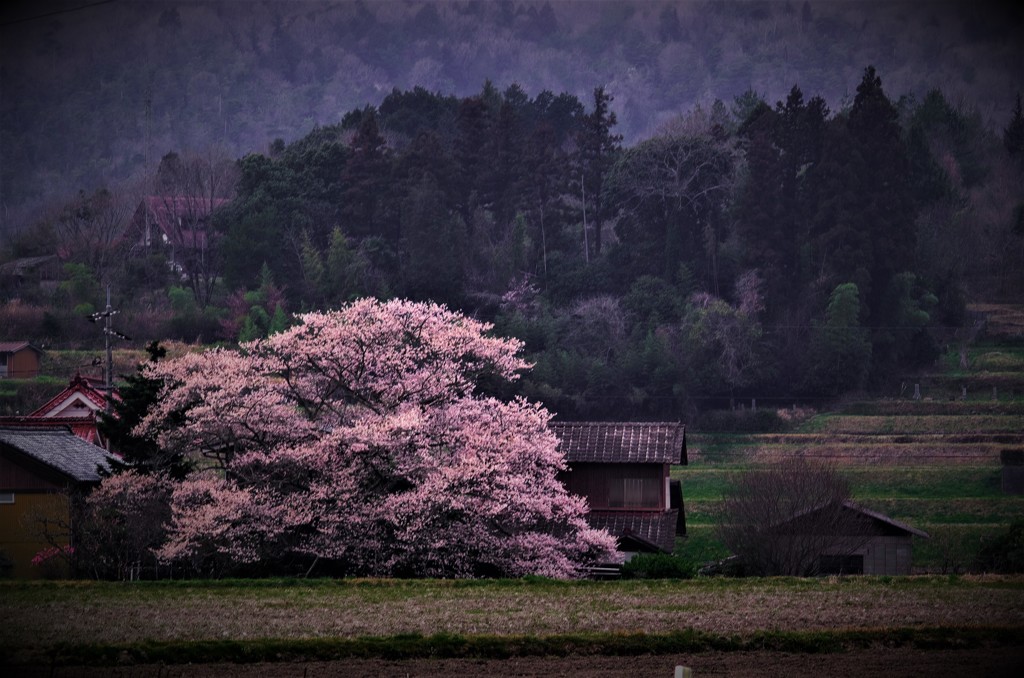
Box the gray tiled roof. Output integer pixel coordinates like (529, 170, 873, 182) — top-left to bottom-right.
(0, 426, 111, 483)
(551, 421, 684, 464)
(588, 510, 679, 553)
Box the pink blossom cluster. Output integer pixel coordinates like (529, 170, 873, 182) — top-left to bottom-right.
(31, 544, 73, 567)
(135, 298, 616, 577)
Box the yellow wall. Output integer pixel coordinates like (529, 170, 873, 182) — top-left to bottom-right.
(0, 492, 71, 579)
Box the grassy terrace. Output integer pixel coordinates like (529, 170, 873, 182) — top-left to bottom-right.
(676, 340, 1024, 571)
(2, 576, 1023, 666)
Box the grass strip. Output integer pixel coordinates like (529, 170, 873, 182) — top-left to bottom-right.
(4, 626, 1023, 668)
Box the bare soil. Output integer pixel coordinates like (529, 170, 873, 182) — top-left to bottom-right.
(9, 647, 1024, 678)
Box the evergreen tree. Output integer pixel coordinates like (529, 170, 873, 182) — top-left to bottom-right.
(577, 86, 622, 257)
(341, 108, 391, 239)
(98, 342, 193, 480)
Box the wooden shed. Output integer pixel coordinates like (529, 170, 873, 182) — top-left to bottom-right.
(0, 342, 43, 379)
(0, 426, 111, 578)
(775, 500, 929, 575)
(552, 421, 687, 554)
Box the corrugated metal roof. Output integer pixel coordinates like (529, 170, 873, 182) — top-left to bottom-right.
(0, 341, 42, 354)
(0, 426, 110, 483)
(551, 421, 684, 464)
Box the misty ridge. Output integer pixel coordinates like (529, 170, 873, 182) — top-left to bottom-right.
(1, 0, 1021, 219)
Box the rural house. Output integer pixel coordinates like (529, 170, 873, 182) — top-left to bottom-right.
(128, 195, 228, 272)
(0, 373, 113, 446)
(552, 421, 687, 554)
(0, 426, 111, 578)
(0, 342, 43, 379)
(774, 500, 929, 575)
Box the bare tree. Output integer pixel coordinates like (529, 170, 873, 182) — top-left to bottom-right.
(150, 149, 239, 307)
(715, 459, 870, 576)
(54, 188, 133, 285)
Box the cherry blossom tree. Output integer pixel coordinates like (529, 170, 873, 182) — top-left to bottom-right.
(138, 298, 615, 577)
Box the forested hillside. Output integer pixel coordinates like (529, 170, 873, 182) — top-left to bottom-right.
(2, 1, 1023, 420)
(3, 60, 1023, 420)
(1, 0, 1021, 217)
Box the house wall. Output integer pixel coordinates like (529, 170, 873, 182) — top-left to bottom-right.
(1, 349, 40, 379)
(1, 454, 74, 578)
(560, 463, 665, 510)
(821, 535, 915, 575)
(0, 492, 71, 579)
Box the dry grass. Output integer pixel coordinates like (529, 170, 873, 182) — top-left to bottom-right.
(809, 415, 1024, 435)
(2, 577, 1023, 651)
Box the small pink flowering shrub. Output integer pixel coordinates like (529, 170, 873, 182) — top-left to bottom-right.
(31, 544, 74, 579)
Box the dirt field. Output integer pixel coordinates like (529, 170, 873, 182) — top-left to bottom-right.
(9, 647, 1024, 678)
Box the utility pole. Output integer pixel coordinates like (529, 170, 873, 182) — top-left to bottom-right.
(86, 286, 131, 413)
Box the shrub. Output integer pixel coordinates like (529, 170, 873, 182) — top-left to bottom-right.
(620, 553, 696, 579)
(975, 520, 1024, 573)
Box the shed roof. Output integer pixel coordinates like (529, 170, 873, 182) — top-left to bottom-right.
(0, 342, 43, 354)
(551, 421, 685, 465)
(0, 426, 111, 483)
(775, 500, 930, 539)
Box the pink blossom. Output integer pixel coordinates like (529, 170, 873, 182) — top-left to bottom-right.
(138, 298, 615, 577)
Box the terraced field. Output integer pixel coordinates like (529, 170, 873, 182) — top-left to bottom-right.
(676, 326, 1024, 572)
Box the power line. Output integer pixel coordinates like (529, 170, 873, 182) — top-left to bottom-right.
(1, 0, 116, 27)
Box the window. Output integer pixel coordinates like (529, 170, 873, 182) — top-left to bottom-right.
(0, 493, 14, 504)
(609, 477, 661, 509)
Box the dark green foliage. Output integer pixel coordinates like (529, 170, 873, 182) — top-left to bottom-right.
(10, 64, 1016, 413)
(98, 342, 192, 480)
(619, 553, 695, 579)
(975, 520, 1024, 573)
(804, 283, 872, 395)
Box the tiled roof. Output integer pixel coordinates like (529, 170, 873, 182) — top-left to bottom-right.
(0, 416, 103, 446)
(30, 373, 111, 417)
(588, 510, 679, 553)
(0, 426, 111, 483)
(551, 421, 685, 464)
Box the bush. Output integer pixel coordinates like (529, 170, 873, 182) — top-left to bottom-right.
(620, 553, 695, 579)
(975, 520, 1024, 573)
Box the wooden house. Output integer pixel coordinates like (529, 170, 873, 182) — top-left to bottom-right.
(552, 421, 687, 554)
(774, 500, 929, 575)
(0, 255, 62, 294)
(128, 195, 228, 273)
(0, 426, 111, 578)
(0, 342, 43, 379)
(0, 372, 114, 447)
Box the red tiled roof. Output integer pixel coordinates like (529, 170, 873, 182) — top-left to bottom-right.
(551, 422, 685, 464)
(29, 373, 111, 417)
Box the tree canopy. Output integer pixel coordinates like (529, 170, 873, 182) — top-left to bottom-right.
(134, 298, 615, 578)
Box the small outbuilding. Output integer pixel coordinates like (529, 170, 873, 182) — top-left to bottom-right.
(774, 500, 929, 575)
(0, 426, 111, 578)
(552, 421, 687, 555)
(0, 342, 43, 379)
